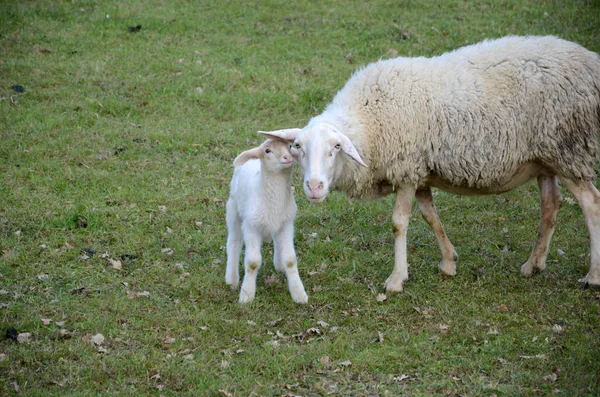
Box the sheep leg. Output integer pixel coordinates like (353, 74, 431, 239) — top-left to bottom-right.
(225, 198, 243, 290)
(274, 221, 308, 303)
(385, 185, 416, 292)
(521, 175, 560, 276)
(558, 178, 600, 287)
(273, 239, 283, 273)
(239, 231, 263, 304)
(416, 188, 458, 276)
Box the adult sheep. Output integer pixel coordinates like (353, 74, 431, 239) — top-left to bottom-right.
(263, 35, 600, 292)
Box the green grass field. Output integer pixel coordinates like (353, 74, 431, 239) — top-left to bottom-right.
(1, 0, 600, 395)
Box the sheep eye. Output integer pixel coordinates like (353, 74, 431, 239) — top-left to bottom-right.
(334, 143, 341, 149)
(265, 149, 272, 154)
(294, 143, 301, 149)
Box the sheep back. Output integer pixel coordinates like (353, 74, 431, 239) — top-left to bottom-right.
(328, 36, 600, 198)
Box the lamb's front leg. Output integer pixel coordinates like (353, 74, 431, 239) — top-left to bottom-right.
(385, 185, 416, 292)
(416, 188, 458, 276)
(239, 231, 263, 304)
(274, 221, 308, 303)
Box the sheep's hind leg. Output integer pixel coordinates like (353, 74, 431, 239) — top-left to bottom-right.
(416, 188, 458, 276)
(239, 232, 263, 304)
(385, 185, 416, 292)
(521, 175, 560, 277)
(558, 178, 600, 287)
(225, 199, 243, 290)
(274, 222, 308, 303)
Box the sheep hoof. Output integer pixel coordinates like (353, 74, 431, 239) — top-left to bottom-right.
(439, 260, 456, 276)
(520, 260, 545, 277)
(579, 273, 600, 288)
(384, 273, 407, 292)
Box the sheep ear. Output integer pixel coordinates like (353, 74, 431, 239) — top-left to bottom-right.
(258, 128, 301, 142)
(339, 133, 368, 168)
(233, 147, 262, 167)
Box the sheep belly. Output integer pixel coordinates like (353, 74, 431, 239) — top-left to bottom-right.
(426, 162, 546, 195)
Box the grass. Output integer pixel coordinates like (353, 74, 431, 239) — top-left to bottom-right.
(1, 0, 600, 395)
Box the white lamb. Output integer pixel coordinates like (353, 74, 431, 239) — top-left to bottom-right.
(262, 36, 600, 291)
(225, 133, 308, 304)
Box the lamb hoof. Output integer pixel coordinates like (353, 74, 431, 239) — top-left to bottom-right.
(439, 260, 456, 276)
(384, 273, 407, 292)
(225, 277, 239, 291)
(292, 291, 309, 304)
(238, 288, 255, 304)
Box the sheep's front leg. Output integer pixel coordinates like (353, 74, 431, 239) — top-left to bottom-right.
(385, 185, 416, 292)
(225, 198, 243, 290)
(416, 188, 458, 276)
(521, 175, 560, 276)
(274, 222, 308, 303)
(239, 231, 263, 304)
(559, 178, 600, 287)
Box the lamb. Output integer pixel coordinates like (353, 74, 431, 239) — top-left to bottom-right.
(225, 133, 308, 304)
(261, 35, 600, 291)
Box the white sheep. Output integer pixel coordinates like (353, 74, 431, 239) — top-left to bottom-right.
(225, 133, 308, 304)
(262, 36, 600, 291)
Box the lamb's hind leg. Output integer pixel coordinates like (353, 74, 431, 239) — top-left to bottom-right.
(416, 188, 458, 276)
(225, 198, 243, 290)
(521, 175, 560, 276)
(385, 185, 416, 292)
(558, 178, 600, 287)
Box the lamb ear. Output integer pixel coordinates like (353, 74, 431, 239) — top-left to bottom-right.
(339, 133, 368, 168)
(233, 147, 262, 167)
(258, 128, 302, 142)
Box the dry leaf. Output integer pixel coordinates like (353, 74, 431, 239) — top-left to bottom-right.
(17, 332, 32, 343)
(0, 353, 6, 362)
(376, 331, 384, 343)
(438, 324, 449, 333)
(376, 293, 387, 302)
(107, 258, 122, 270)
(199, 326, 208, 331)
(247, 320, 256, 326)
(319, 355, 330, 364)
(220, 360, 229, 369)
(392, 374, 410, 382)
(218, 390, 233, 397)
(127, 291, 150, 299)
(520, 354, 549, 360)
(164, 337, 176, 344)
(316, 320, 329, 328)
(498, 304, 509, 313)
(543, 372, 558, 382)
(487, 328, 500, 335)
(552, 324, 564, 334)
(90, 333, 105, 346)
(184, 354, 194, 360)
(41, 318, 52, 325)
(339, 360, 352, 367)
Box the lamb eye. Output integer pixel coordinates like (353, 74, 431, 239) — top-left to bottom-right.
(334, 143, 341, 149)
(294, 143, 301, 149)
(265, 149, 272, 154)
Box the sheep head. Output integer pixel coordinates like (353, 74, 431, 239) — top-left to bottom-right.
(262, 123, 367, 203)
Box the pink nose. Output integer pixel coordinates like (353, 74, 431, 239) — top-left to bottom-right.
(307, 179, 324, 193)
(282, 155, 292, 163)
